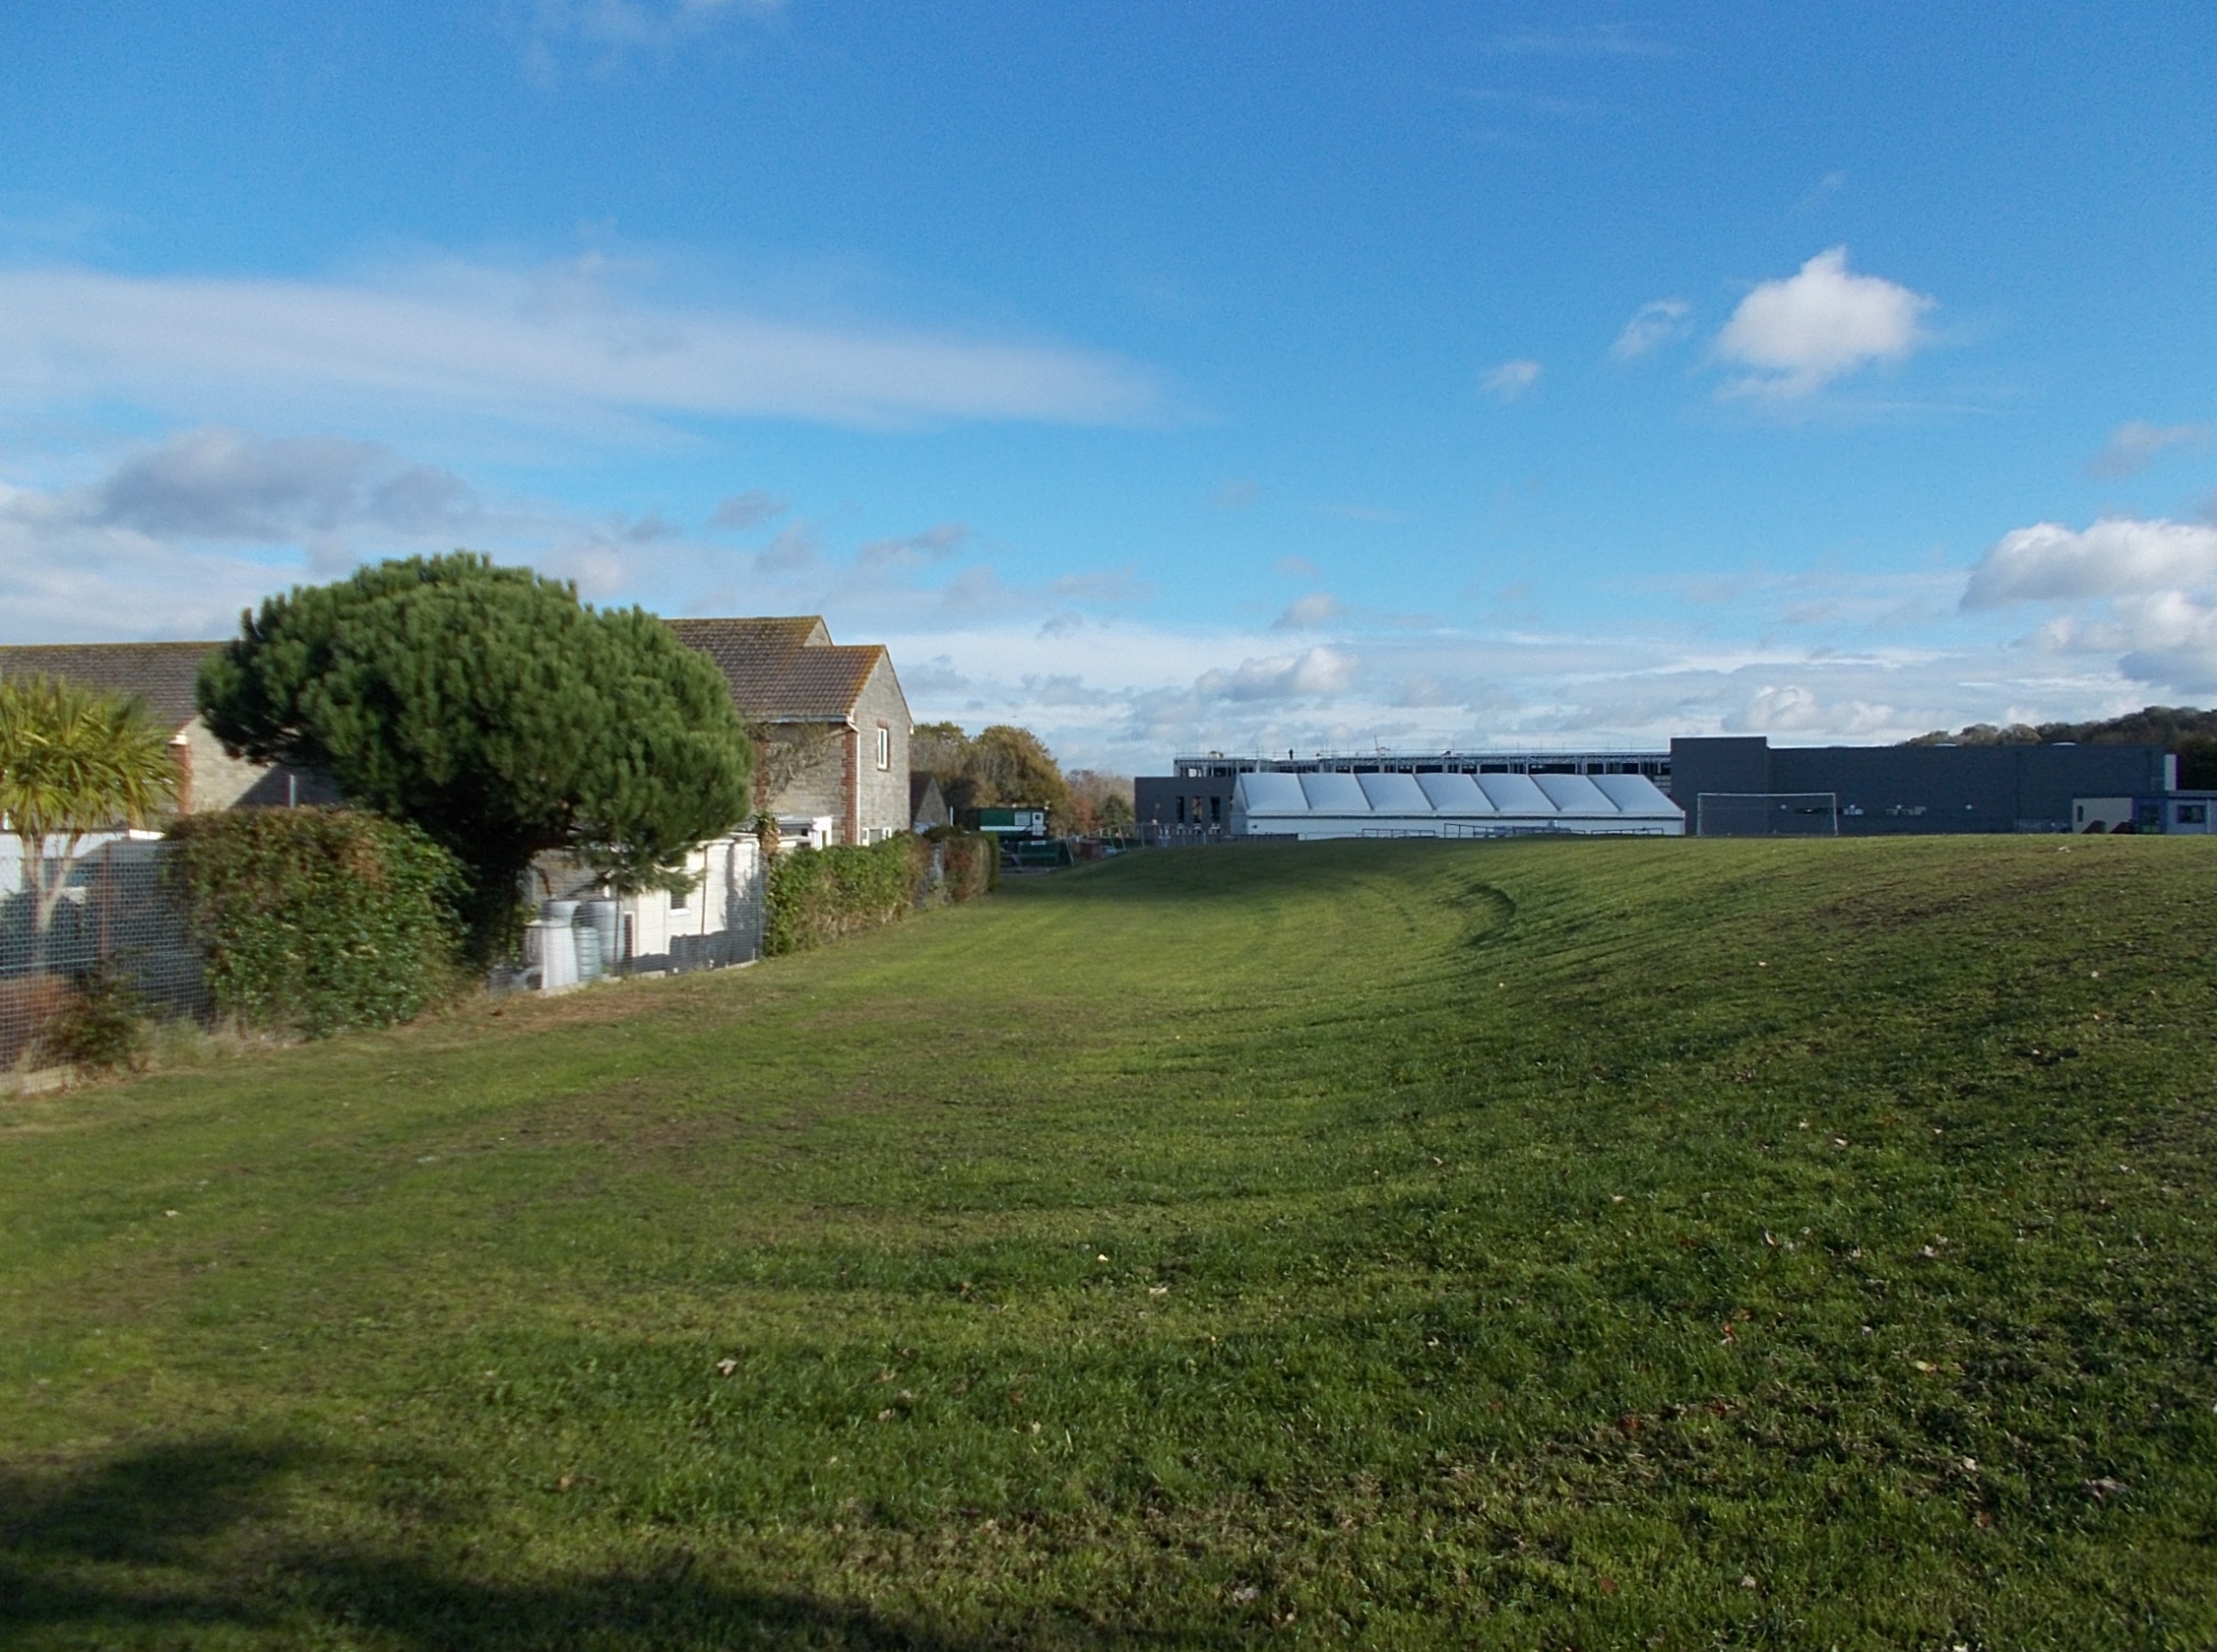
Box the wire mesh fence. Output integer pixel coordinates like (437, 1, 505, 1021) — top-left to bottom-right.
(2, 835, 208, 1077)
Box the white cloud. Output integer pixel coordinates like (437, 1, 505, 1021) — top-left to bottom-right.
(1480, 358, 1542, 402)
(754, 520, 822, 573)
(1481, 25, 1674, 57)
(1714, 247, 1933, 399)
(0, 259, 1165, 434)
(1198, 646, 1356, 703)
(1724, 684, 1895, 735)
(1047, 565, 1147, 604)
(522, 0, 785, 81)
(1610, 298, 1692, 361)
(868, 604, 2139, 772)
(1963, 517, 2217, 607)
(2086, 420, 2212, 480)
(0, 426, 509, 637)
(1957, 515, 2217, 695)
(85, 427, 475, 543)
(2114, 596, 2217, 690)
(1273, 592, 1346, 629)
(709, 489, 788, 531)
(856, 522, 969, 570)
(2027, 590, 2217, 694)
(10, 427, 2195, 769)
(555, 0, 782, 46)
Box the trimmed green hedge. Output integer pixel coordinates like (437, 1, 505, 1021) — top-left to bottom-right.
(764, 831, 996, 957)
(927, 827, 999, 903)
(166, 808, 467, 1037)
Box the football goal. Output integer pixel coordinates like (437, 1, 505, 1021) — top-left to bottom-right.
(1695, 792, 1841, 838)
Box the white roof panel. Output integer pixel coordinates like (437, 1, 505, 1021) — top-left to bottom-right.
(1299, 772, 1372, 812)
(1357, 772, 1433, 812)
(1474, 772, 1553, 814)
(1591, 773, 1682, 818)
(1235, 772, 1310, 815)
(1416, 772, 1494, 813)
(1532, 773, 1618, 814)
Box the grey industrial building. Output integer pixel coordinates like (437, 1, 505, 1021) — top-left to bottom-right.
(1668, 735, 2174, 836)
(1137, 748, 1672, 840)
(1136, 734, 2187, 841)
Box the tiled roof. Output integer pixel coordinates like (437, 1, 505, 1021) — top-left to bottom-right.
(666, 615, 887, 722)
(0, 641, 221, 730)
(0, 616, 892, 731)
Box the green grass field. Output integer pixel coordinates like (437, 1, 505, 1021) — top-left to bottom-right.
(4, 838, 2215, 1649)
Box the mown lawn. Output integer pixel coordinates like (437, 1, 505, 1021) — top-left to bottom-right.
(2, 837, 2215, 1649)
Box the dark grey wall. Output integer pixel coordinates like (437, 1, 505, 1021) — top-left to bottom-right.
(1671, 736, 2173, 834)
(1136, 774, 1236, 830)
(1664, 737, 1768, 818)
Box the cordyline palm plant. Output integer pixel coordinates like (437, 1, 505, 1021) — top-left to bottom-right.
(0, 674, 179, 961)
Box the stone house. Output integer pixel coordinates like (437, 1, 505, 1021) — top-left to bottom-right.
(666, 616, 913, 847)
(910, 773, 951, 832)
(5, 618, 916, 848)
(0, 641, 334, 813)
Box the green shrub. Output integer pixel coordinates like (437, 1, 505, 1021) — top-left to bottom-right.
(762, 831, 997, 957)
(926, 827, 999, 902)
(34, 968, 151, 1074)
(166, 808, 467, 1037)
(764, 837, 915, 957)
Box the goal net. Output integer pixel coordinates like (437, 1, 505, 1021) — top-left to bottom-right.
(1695, 792, 1840, 838)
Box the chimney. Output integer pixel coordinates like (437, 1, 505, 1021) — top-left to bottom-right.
(167, 731, 194, 814)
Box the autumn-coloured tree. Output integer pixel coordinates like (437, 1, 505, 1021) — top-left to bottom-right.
(1064, 769, 1136, 835)
(909, 722, 1071, 824)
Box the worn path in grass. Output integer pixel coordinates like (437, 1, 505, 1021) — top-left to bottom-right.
(3, 838, 2215, 1649)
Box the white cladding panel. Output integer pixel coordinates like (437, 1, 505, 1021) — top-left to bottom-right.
(1591, 774, 1682, 818)
(1220, 765, 1680, 838)
(1357, 772, 1433, 812)
(1299, 772, 1372, 812)
(1235, 772, 1310, 814)
(1475, 773, 1553, 814)
(1416, 772, 1494, 813)
(1532, 773, 1618, 815)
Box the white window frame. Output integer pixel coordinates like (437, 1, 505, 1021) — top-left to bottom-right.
(874, 725, 891, 770)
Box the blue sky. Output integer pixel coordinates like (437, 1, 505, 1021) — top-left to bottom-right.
(3, 1, 2213, 768)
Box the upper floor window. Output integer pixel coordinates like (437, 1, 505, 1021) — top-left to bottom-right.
(875, 726, 891, 770)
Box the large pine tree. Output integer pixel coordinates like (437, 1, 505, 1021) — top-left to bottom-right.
(198, 554, 752, 959)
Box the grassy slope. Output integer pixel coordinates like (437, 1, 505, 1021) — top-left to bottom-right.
(1, 838, 2214, 1649)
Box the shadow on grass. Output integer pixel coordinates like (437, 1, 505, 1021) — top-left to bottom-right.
(1, 1436, 1220, 1650)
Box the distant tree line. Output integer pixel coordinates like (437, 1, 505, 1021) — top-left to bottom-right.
(910, 722, 1133, 835)
(1905, 706, 2217, 789)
